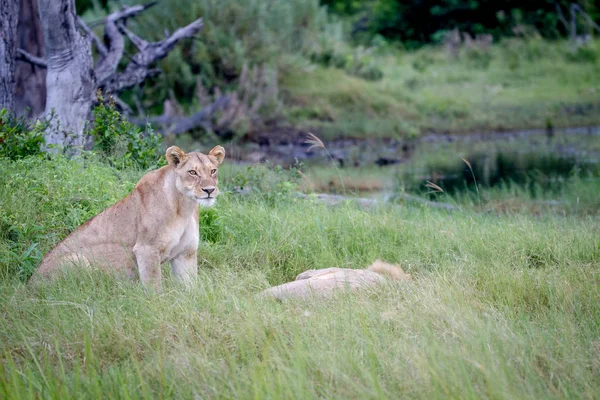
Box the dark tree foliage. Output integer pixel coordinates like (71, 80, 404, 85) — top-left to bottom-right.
(321, 0, 600, 46)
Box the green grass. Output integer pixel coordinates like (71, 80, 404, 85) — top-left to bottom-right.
(281, 39, 600, 139)
(1, 156, 600, 398)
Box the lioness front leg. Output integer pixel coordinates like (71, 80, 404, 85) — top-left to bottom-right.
(170, 249, 198, 285)
(133, 244, 162, 290)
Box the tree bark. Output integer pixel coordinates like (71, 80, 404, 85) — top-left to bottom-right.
(0, 0, 20, 111)
(14, 0, 202, 148)
(38, 0, 95, 147)
(15, 0, 46, 117)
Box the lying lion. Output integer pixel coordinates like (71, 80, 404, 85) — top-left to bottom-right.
(261, 260, 412, 300)
(33, 145, 225, 289)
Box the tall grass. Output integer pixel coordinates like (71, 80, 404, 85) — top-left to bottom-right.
(1, 156, 599, 398)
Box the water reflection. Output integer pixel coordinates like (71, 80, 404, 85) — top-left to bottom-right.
(416, 151, 597, 196)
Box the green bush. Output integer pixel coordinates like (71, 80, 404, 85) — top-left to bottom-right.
(412, 53, 435, 72)
(99, 0, 345, 105)
(0, 109, 46, 160)
(89, 95, 165, 170)
(465, 47, 493, 70)
(500, 37, 558, 70)
(566, 45, 598, 64)
(308, 41, 384, 81)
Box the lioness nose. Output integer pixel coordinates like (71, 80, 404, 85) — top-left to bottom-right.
(202, 187, 215, 195)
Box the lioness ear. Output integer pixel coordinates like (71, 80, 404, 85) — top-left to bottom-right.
(166, 146, 186, 168)
(208, 145, 225, 165)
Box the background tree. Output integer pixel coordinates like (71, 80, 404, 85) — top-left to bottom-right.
(15, 0, 203, 147)
(0, 0, 20, 111)
(321, 0, 600, 46)
(14, 0, 46, 118)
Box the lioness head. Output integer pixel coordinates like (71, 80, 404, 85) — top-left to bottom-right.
(166, 145, 225, 207)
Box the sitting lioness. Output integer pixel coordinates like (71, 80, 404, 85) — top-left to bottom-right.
(34, 145, 225, 289)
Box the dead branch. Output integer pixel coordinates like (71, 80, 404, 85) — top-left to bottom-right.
(572, 4, 600, 34)
(16, 48, 47, 68)
(558, 2, 600, 45)
(77, 17, 108, 58)
(129, 95, 230, 135)
(570, 3, 577, 42)
(112, 96, 133, 115)
(117, 22, 149, 52)
(101, 17, 203, 93)
(555, 2, 570, 34)
(95, 2, 158, 86)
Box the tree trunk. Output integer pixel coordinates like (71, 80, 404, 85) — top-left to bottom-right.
(15, 0, 46, 117)
(14, 1, 202, 147)
(0, 0, 20, 111)
(38, 0, 94, 147)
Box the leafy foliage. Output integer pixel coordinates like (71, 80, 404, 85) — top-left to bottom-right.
(105, 0, 346, 107)
(0, 109, 46, 160)
(321, 0, 600, 46)
(566, 45, 599, 63)
(89, 94, 165, 170)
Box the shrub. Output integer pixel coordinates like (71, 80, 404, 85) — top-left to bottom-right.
(0, 109, 46, 160)
(308, 41, 384, 81)
(100, 0, 345, 104)
(190, 63, 284, 140)
(412, 53, 435, 73)
(465, 47, 493, 70)
(89, 94, 165, 170)
(566, 45, 598, 64)
(87, 0, 383, 120)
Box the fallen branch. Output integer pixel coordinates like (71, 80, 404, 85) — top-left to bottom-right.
(129, 95, 231, 135)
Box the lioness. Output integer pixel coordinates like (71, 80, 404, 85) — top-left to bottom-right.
(34, 145, 225, 289)
(260, 260, 412, 300)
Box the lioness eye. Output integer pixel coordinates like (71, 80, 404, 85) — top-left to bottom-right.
(210, 169, 217, 175)
(188, 170, 197, 176)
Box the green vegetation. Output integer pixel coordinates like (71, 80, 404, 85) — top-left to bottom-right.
(1, 154, 599, 398)
(321, 0, 600, 45)
(2, 1, 599, 395)
(89, 95, 165, 170)
(0, 109, 47, 160)
(283, 38, 600, 139)
(81, 1, 600, 141)
(99, 0, 348, 111)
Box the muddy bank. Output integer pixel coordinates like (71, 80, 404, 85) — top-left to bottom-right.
(235, 125, 600, 167)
